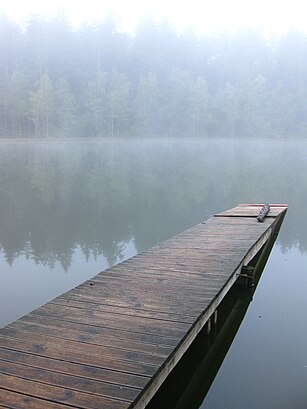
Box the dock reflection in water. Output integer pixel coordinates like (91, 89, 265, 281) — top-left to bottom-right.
(147, 218, 281, 409)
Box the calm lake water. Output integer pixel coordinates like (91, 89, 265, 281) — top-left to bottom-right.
(0, 138, 306, 408)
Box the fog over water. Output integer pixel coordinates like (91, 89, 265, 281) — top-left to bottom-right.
(0, 138, 306, 407)
(0, 3, 307, 407)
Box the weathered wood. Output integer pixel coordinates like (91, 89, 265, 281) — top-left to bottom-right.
(18, 315, 180, 347)
(0, 390, 72, 409)
(0, 204, 287, 409)
(215, 203, 286, 218)
(0, 327, 167, 366)
(0, 360, 139, 402)
(0, 348, 148, 389)
(0, 335, 159, 377)
(8, 320, 175, 356)
(0, 373, 128, 409)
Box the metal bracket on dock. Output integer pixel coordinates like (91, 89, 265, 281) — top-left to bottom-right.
(236, 265, 255, 287)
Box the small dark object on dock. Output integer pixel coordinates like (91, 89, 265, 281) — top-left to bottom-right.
(257, 204, 270, 222)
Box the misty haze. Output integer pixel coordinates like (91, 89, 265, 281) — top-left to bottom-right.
(0, 16, 306, 139)
(0, 10, 306, 409)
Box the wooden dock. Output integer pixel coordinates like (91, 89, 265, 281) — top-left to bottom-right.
(0, 204, 287, 409)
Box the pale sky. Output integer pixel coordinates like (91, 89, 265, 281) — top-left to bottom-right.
(0, 0, 306, 34)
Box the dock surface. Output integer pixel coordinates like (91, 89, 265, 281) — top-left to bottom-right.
(0, 204, 287, 408)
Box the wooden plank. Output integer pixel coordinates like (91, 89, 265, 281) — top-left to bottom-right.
(0, 204, 287, 409)
(238, 203, 288, 207)
(131, 215, 283, 408)
(0, 328, 167, 366)
(29, 306, 190, 339)
(90, 266, 229, 284)
(0, 389, 72, 409)
(49, 299, 196, 325)
(67, 282, 222, 306)
(0, 336, 159, 377)
(0, 373, 129, 409)
(33, 291, 213, 318)
(0, 360, 139, 402)
(215, 204, 287, 218)
(18, 315, 180, 348)
(48, 295, 208, 321)
(0, 348, 148, 389)
(8, 321, 174, 356)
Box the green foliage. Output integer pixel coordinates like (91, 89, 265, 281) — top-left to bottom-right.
(188, 76, 212, 136)
(87, 71, 108, 135)
(0, 15, 306, 138)
(106, 70, 130, 136)
(28, 74, 55, 137)
(135, 73, 160, 136)
(53, 79, 76, 136)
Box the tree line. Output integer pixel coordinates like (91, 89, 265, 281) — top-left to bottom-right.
(0, 140, 305, 270)
(0, 15, 307, 138)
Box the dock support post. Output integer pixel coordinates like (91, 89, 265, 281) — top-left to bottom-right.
(206, 317, 212, 334)
(206, 310, 218, 334)
(213, 309, 218, 326)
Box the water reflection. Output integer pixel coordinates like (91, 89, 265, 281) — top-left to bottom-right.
(146, 219, 280, 409)
(0, 138, 304, 407)
(0, 138, 305, 326)
(0, 139, 305, 270)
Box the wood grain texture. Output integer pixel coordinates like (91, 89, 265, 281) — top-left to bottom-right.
(215, 203, 287, 217)
(0, 204, 287, 408)
(0, 389, 73, 409)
